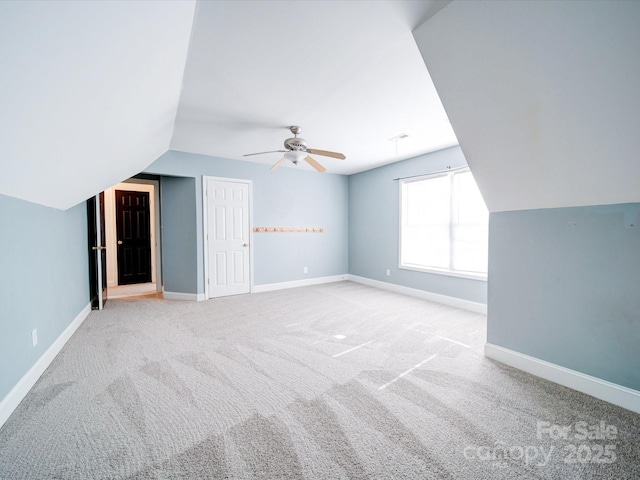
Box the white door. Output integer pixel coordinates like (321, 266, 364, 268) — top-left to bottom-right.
(205, 179, 251, 298)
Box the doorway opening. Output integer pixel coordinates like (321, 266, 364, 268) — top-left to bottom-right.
(104, 178, 162, 299)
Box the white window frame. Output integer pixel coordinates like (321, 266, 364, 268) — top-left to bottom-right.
(398, 168, 488, 281)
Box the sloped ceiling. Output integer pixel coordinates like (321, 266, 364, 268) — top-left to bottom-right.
(0, 0, 455, 210)
(0, 1, 195, 210)
(8, 1, 634, 214)
(171, 0, 456, 175)
(414, 0, 640, 212)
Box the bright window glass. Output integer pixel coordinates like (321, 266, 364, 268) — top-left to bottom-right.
(400, 169, 488, 277)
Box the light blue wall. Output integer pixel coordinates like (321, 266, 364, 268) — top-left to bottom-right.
(488, 203, 640, 390)
(146, 151, 349, 292)
(0, 194, 89, 401)
(160, 176, 199, 294)
(348, 146, 487, 304)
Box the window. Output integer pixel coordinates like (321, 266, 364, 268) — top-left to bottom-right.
(400, 168, 488, 278)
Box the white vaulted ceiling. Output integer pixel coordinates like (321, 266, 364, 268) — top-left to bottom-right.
(171, 0, 456, 175)
(0, 0, 455, 210)
(414, 0, 640, 212)
(4, 0, 636, 213)
(0, 0, 196, 209)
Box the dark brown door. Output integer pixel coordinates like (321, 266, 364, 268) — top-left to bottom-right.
(87, 193, 108, 310)
(116, 190, 152, 285)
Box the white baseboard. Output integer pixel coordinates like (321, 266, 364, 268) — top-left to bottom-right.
(166, 277, 349, 300)
(163, 292, 206, 302)
(0, 302, 92, 429)
(347, 275, 487, 314)
(485, 343, 640, 415)
(253, 275, 349, 293)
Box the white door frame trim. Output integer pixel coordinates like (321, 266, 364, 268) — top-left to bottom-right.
(118, 179, 162, 293)
(202, 176, 254, 299)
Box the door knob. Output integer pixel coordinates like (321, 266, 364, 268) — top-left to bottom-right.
(243, 243, 249, 247)
(117, 240, 123, 245)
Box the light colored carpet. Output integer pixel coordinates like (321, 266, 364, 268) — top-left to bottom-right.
(0, 281, 638, 479)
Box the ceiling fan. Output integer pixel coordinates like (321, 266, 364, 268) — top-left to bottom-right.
(243, 126, 346, 173)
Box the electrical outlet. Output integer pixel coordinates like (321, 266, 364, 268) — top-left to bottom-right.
(386, 269, 391, 276)
(32, 329, 38, 347)
(303, 267, 308, 274)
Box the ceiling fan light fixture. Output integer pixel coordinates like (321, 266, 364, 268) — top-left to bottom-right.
(284, 151, 306, 164)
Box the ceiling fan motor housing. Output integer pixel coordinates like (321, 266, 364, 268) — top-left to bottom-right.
(284, 137, 308, 151)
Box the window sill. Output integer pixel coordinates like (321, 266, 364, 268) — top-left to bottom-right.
(399, 264, 488, 282)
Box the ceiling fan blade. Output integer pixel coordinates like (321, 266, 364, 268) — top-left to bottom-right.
(270, 157, 287, 171)
(304, 155, 326, 173)
(306, 148, 346, 160)
(243, 150, 286, 157)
